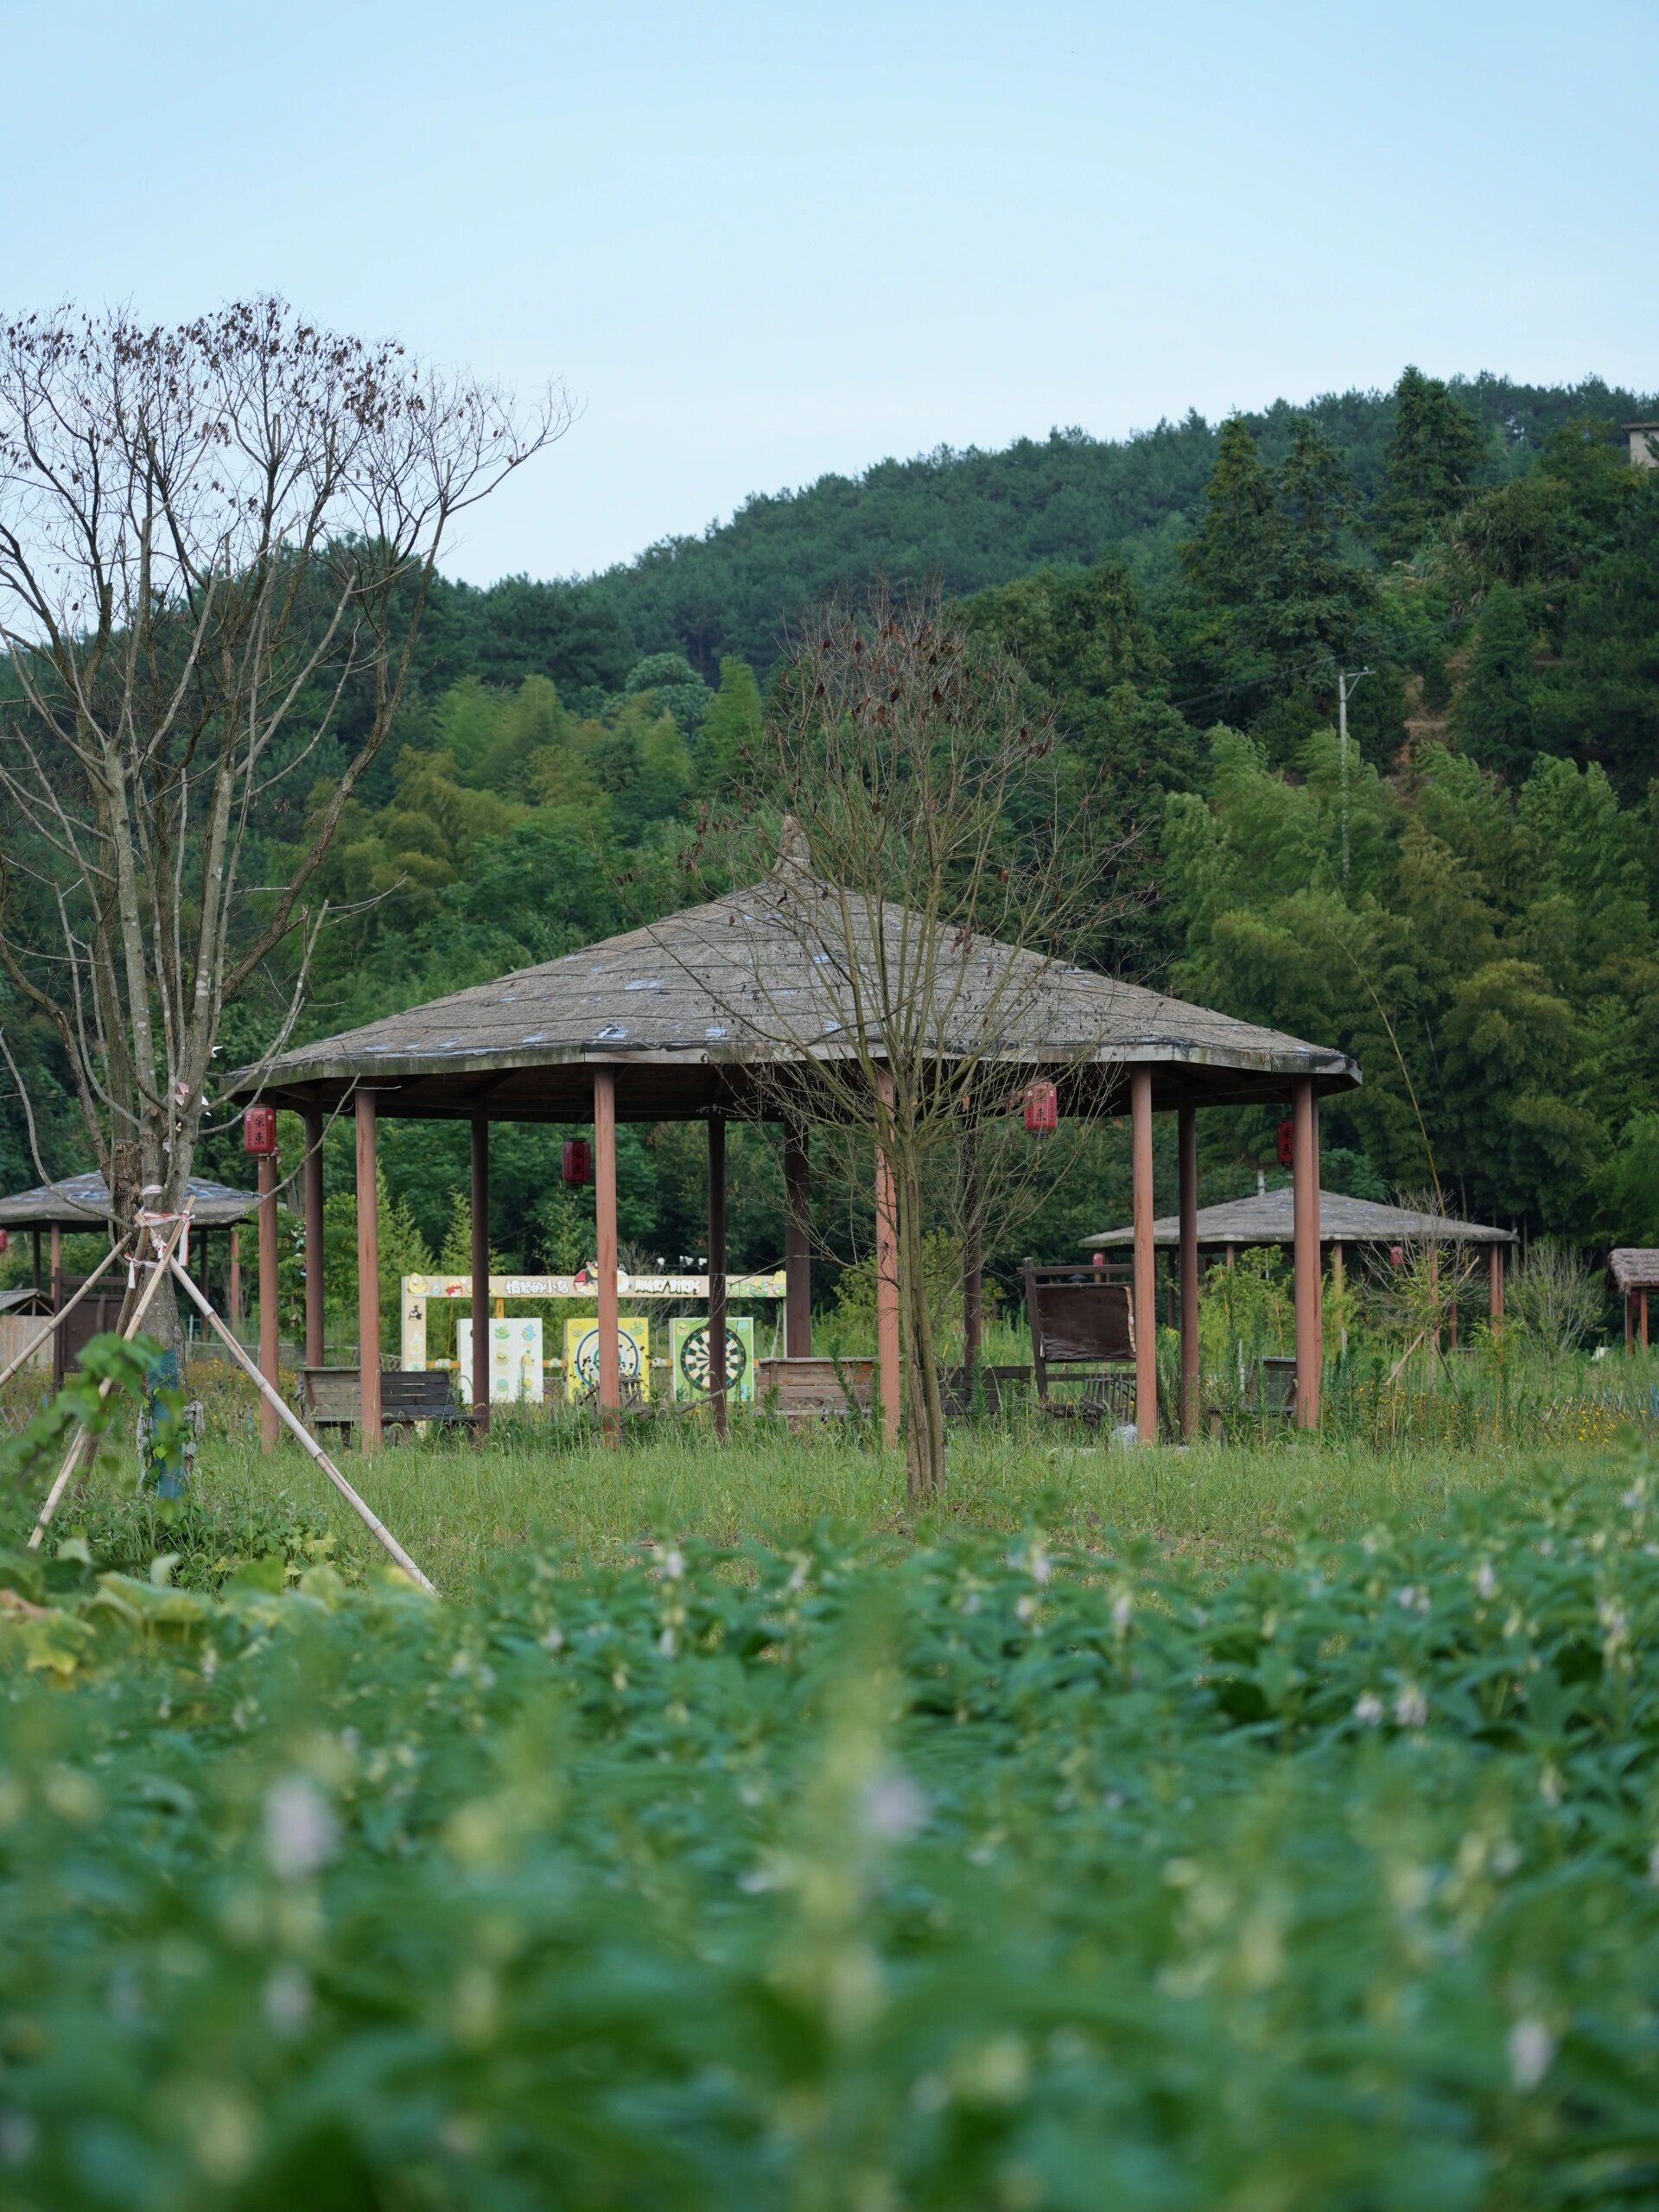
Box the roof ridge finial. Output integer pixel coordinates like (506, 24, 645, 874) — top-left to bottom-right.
(776, 814, 811, 874)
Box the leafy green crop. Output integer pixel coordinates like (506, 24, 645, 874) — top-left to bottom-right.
(3, 1454, 1659, 2206)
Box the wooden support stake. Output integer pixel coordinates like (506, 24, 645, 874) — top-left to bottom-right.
(168, 1260, 435, 1592)
(962, 1123, 983, 1397)
(229, 1228, 241, 1327)
(1489, 1243, 1503, 1323)
(1131, 1068, 1157, 1443)
(29, 1214, 189, 1549)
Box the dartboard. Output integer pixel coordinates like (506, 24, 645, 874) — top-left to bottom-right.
(678, 1323, 748, 1397)
(570, 1325, 644, 1389)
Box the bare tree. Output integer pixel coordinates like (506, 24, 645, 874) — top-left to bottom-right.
(684, 589, 1128, 1497)
(0, 298, 566, 1334)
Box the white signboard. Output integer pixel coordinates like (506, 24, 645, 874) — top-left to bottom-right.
(457, 1316, 544, 1405)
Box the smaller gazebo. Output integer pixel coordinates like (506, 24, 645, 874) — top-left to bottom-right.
(1083, 1186, 1517, 1317)
(0, 1173, 256, 1312)
(1611, 1251, 1659, 1353)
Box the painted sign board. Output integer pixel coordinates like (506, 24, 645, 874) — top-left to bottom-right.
(669, 1314, 754, 1403)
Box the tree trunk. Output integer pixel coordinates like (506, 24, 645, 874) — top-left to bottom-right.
(897, 1156, 946, 1497)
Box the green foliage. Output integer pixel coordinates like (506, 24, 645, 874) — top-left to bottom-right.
(1375, 365, 1489, 562)
(1505, 1239, 1604, 1357)
(8, 1458, 1659, 2199)
(0, 1332, 169, 1497)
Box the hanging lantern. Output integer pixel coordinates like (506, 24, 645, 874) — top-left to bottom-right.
(562, 1138, 593, 1185)
(1275, 1117, 1294, 1167)
(1022, 1080, 1059, 1135)
(242, 1105, 277, 1155)
(0, 1229, 8, 1255)
(1389, 1243, 1405, 1268)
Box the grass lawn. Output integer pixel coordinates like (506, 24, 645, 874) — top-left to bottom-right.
(101, 1415, 1624, 1592)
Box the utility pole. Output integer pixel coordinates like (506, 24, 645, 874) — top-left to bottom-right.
(1338, 668, 1370, 887)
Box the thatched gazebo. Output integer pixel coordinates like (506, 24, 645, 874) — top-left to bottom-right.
(1083, 1187, 1517, 1317)
(229, 858, 1359, 1446)
(0, 1172, 255, 1311)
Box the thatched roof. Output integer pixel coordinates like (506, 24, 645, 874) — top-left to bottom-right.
(1610, 1249, 1659, 1293)
(232, 868, 1360, 1122)
(0, 1173, 257, 1230)
(1081, 1186, 1516, 1249)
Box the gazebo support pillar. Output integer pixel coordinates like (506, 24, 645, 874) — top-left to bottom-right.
(470, 1116, 491, 1435)
(1489, 1244, 1503, 1322)
(1178, 1102, 1198, 1443)
(49, 1225, 60, 1312)
(302, 1104, 325, 1370)
(355, 1090, 382, 1453)
(229, 1228, 241, 1326)
(29, 1227, 41, 1294)
(962, 1125, 983, 1401)
(1292, 1078, 1321, 1427)
(708, 1116, 728, 1438)
(1645, 1292, 1651, 1354)
(594, 1069, 620, 1435)
(784, 1121, 811, 1357)
(257, 1153, 281, 1451)
(1131, 1069, 1157, 1443)
(874, 1071, 901, 1450)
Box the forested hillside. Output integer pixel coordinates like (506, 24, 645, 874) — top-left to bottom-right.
(6, 365, 1659, 1309)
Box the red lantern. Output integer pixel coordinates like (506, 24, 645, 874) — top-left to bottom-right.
(0, 1229, 8, 1255)
(1023, 1080, 1059, 1135)
(1389, 1244, 1404, 1268)
(243, 1105, 277, 1155)
(562, 1138, 593, 1185)
(1275, 1118, 1294, 1168)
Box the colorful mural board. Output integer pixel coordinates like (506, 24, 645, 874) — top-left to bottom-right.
(668, 1315, 755, 1404)
(563, 1318, 651, 1402)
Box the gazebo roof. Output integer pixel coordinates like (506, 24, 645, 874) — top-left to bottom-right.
(0, 1173, 257, 1230)
(232, 871, 1360, 1121)
(1610, 1249, 1659, 1293)
(1081, 1186, 1516, 1249)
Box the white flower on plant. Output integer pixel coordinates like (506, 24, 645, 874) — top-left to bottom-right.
(263, 1964, 313, 2038)
(1508, 2017, 1555, 2091)
(1474, 1561, 1497, 1600)
(861, 1768, 928, 1842)
(541, 1624, 563, 1654)
(263, 1776, 336, 1883)
(1353, 1692, 1385, 1726)
(658, 1545, 685, 1581)
(657, 1628, 677, 1657)
(1392, 1683, 1428, 1728)
(1395, 1585, 1430, 1614)
(1112, 1590, 1134, 1635)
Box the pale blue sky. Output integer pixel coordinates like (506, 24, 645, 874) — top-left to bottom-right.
(9, 0, 1651, 582)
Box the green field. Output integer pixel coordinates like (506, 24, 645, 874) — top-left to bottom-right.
(4, 1401, 1659, 2208)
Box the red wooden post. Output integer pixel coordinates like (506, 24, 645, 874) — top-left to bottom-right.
(1643, 1290, 1650, 1353)
(355, 1090, 381, 1452)
(471, 1116, 491, 1434)
(1178, 1102, 1199, 1443)
(1131, 1068, 1157, 1442)
(874, 1069, 901, 1448)
(784, 1120, 811, 1357)
(594, 1070, 620, 1435)
(962, 1122, 983, 1395)
(229, 1226, 241, 1327)
(49, 1224, 60, 1312)
(257, 1154, 281, 1451)
(1489, 1243, 1503, 1322)
(708, 1116, 728, 1438)
(1292, 1078, 1321, 1427)
(302, 1104, 325, 1371)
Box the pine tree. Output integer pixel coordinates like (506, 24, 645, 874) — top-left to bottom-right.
(1180, 418, 1281, 604)
(1454, 586, 1538, 777)
(1376, 366, 1487, 562)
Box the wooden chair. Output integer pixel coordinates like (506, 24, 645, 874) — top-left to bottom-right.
(1022, 1260, 1137, 1427)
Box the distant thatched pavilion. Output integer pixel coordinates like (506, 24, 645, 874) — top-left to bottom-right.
(230, 855, 1359, 1446)
(0, 1172, 255, 1309)
(1082, 1186, 1517, 1315)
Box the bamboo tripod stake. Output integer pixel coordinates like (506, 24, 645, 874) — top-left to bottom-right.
(29, 1214, 191, 1550)
(166, 1260, 436, 1593)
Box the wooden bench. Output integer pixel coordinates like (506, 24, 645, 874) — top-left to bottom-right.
(301, 1366, 479, 1438)
(754, 1356, 875, 1423)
